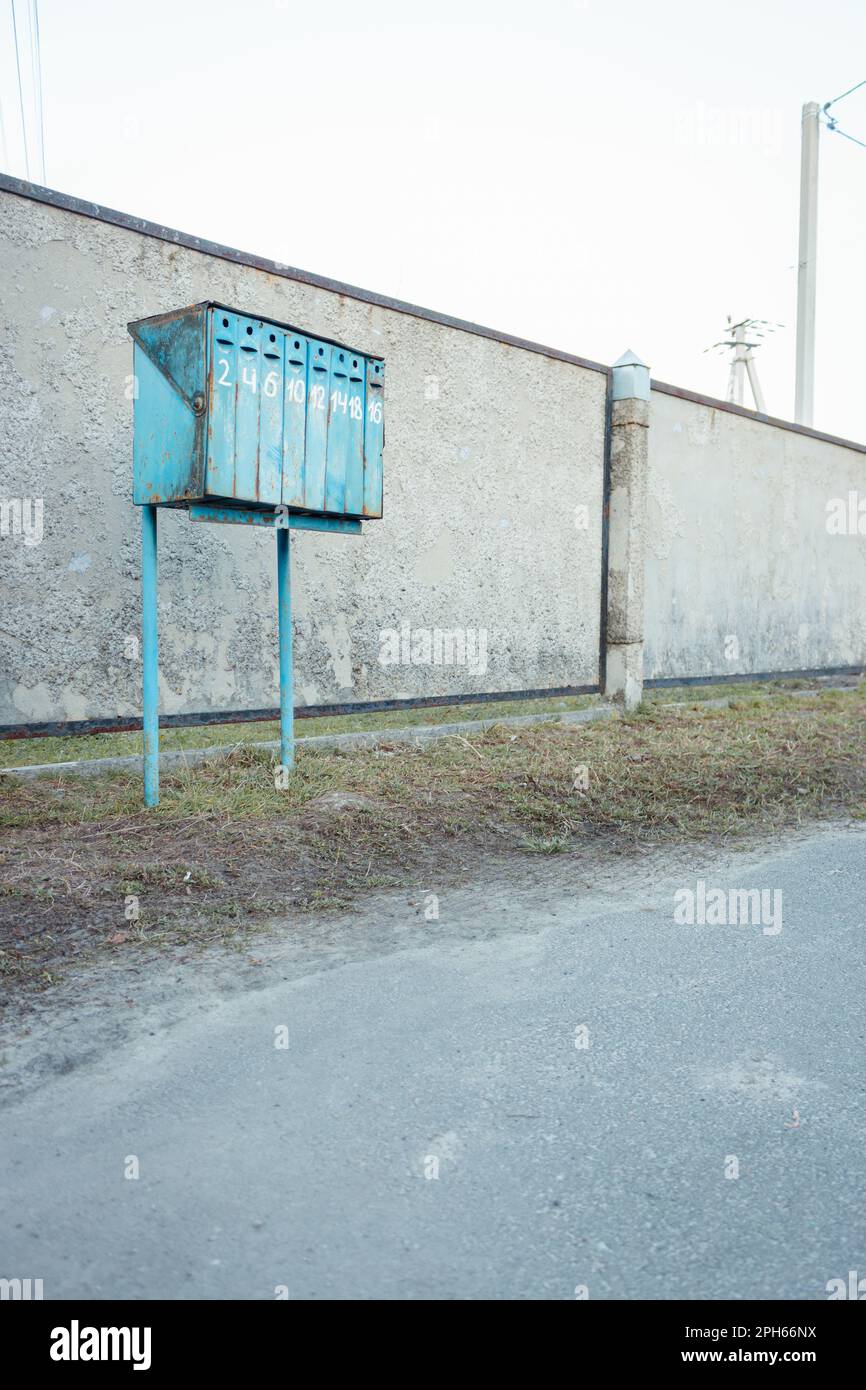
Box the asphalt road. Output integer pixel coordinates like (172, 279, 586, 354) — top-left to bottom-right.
(1, 826, 864, 1300)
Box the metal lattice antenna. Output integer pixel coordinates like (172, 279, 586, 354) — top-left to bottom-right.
(703, 317, 782, 412)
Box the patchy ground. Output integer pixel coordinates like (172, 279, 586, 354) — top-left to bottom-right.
(1, 684, 864, 1006)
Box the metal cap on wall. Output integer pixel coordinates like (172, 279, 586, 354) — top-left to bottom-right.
(611, 349, 650, 402)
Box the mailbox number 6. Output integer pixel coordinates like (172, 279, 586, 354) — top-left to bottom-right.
(263, 371, 279, 398)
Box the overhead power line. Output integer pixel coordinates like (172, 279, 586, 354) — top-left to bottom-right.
(824, 77, 866, 110)
(28, 0, 45, 182)
(826, 121, 866, 150)
(0, 88, 8, 170)
(10, 0, 31, 179)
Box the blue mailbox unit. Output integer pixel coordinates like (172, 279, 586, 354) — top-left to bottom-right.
(128, 302, 385, 805)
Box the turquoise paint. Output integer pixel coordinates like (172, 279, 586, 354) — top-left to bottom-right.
(234, 314, 262, 502)
(277, 526, 293, 770)
(344, 350, 366, 516)
(132, 346, 200, 504)
(282, 332, 307, 506)
(141, 504, 159, 806)
(325, 344, 351, 512)
(188, 504, 360, 533)
(304, 338, 331, 511)
(258, 323, 284, 505)
(208, 309, 238, 498)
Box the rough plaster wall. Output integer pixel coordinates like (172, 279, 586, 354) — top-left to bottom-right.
(0, 191, 606, 724)
(645, 390, 866, 678)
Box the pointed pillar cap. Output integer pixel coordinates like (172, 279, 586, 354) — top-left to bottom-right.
(612, 349, 650, 401)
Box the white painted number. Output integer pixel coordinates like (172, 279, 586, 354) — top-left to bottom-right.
(242, 364, 257, 393)
(368, 399, 383, 424)
(310, 383, 326, 411)
(350, 395, 363, 420)
(263, 371, 279, 398)
(286, 377, 306, 405)
(330, 389, 348, 415)
(218, 358, 231, 387)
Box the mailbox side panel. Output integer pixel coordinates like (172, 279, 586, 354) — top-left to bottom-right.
(132, 344, 200, 504)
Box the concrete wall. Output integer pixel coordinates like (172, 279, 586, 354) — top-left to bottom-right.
(0, 186, 607, 725)
(645, 388, 866, 678)
(3, 181, 864, 731)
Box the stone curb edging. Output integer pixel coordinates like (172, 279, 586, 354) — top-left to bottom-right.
(0, 705, 616, 782)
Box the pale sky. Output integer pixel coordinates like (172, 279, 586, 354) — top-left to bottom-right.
(2, 0, 865, 438)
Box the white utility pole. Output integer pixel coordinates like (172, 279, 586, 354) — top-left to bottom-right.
(744, 348, 766, 415)
(795, 101, 820, 425)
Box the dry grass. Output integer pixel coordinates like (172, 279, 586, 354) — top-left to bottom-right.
(1, 685, 864, 1002)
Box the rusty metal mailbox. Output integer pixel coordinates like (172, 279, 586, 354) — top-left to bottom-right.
(129, 301, 384, 517)
(128, 301, 385, 806)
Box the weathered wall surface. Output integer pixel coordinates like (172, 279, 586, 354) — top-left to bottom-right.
(645, 388, 866, 678)
(0, 188, 606, 724)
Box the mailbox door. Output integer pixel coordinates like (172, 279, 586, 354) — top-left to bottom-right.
(304, 339, 331, 512)
(234, 314, 264, 503)
(206, 308, 239, 501)
(281, 332, 308, 507)
(325, 346, 352, 513)
(344, 350, 365, 516)
(257, 325, 284, 507)
(363, 359, 384, 518)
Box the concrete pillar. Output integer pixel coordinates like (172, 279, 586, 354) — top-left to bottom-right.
(604, 350, 650, 710)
